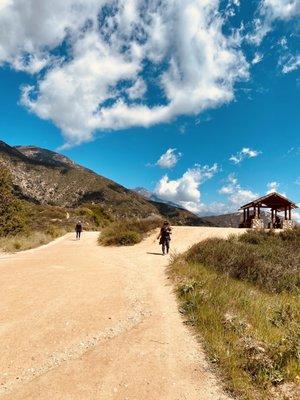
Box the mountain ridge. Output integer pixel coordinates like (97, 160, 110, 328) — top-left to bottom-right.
(0, 140, 211, 226)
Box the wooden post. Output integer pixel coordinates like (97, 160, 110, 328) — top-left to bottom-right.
(289, 206, 291, 220)
(271, 208, 274, 228)
(285, 207, 287, 220)
(243, 209, 246, 225)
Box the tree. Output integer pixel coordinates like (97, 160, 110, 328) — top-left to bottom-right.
(0, 167, 26, 236)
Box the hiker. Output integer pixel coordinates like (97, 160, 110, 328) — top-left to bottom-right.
(274, 215, 281, 229)
(75, 221, 83, 239)
(157, 221, 172, 255)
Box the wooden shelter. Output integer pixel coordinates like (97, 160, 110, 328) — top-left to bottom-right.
(240, 192, 298, 229)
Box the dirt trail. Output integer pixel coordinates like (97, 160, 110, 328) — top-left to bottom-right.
(0, 227, 243, 400)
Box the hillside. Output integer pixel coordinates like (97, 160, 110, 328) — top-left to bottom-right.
(0, 140, 209, 225)
(203, 211, 272, 228)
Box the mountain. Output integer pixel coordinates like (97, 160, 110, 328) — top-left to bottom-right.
(133, 187, 180, 208)
(0, 140, 210, 225)
(202, 212, 243, 228)
(203, 211, 272, 228)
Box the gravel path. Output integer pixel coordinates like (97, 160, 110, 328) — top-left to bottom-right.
(0, 227, 243, 399)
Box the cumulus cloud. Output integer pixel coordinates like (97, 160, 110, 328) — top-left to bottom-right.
(191, 173, 258, 216)
(156, 148, 182, 169)
(154, 163, 218, 213)
(219, 173, 258, 208)
(0, 0, 249, 146)
(229, 147, 262, 164)
(154, 170, 297, 217)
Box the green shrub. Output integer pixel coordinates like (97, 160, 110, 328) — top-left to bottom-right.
(0, 167, 26, 236)
(185, 228, 300, 293)
(99, 217, 162, 246)
(45, 225, 64, 238)
(76, 205, 112, 228)
(100, 230, 141, 246)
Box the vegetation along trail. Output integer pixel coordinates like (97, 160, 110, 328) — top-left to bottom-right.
(0, 227, 243, 400)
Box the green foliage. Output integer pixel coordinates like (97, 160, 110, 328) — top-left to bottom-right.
(76, 204, 112, 228)
(45, 225, 64, 238)
(101, 230, 142, 246)
(185, 228, 300, 293)
(99, 217, 162, 246)
(0, 167, 26, 236)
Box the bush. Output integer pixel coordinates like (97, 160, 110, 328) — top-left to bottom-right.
(185, 228, 300, 293)
(100, 230, 142, 246)
(45, 225, 65, 238)
(0, 167, 26, 236)
(99, 216, 162, 246)
(76, 204, 112, 228)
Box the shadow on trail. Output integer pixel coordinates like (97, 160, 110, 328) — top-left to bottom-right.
(147, 252, 163, 256)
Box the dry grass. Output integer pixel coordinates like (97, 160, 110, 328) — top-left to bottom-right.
(169, 228, 300, 400)
(0, 228, 66, 253)
(185, 228, 300, 293)
(99, 216, 162, 246)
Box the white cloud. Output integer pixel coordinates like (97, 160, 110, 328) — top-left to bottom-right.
(262, 0, 300, 20)
(281, 54, 300, 73)
(219, 173, 258, 209)
(229, 147, 262, 164)
(0, 0, 249, 146)
(252, 52, 264, 64)
(127, 77, 147, 100)
(266, 181, 287, 197)
(293, 206, 300, 223)
(156, 148, 182, 169)
(248, 0, 300, 44)
(154, 170, 298, 217)
(0, 0, 102, 72)
(267, 181, 280, 193)
(154, 163, 218, 213)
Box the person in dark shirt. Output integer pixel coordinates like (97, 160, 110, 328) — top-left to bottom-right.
(75, 221, 83, 239)
(157, 221, 172, 255)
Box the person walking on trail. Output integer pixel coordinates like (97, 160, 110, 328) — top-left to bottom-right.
(157, 221, 172, 255)
(75, 221, 83, 240)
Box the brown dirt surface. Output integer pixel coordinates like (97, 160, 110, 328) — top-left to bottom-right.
(0, 227, 244, 399)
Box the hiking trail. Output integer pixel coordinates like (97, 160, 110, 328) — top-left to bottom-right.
(0, 227, 243, 400)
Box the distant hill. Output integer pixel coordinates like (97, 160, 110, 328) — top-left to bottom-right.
(0, 140, 210, 226)
(133, 187, 180, 208)
(203, 211, 272, 228)
(202, 212, 243, 228)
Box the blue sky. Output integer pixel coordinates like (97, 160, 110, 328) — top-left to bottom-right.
(0, 0, 299, 216)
